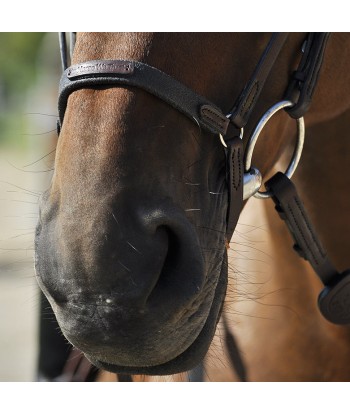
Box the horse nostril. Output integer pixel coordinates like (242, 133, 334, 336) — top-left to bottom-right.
(162, 228, 180, 271)
(147, 229, 178, 295)
(145, 225, 204, 309)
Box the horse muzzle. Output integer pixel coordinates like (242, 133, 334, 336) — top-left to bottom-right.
(35, 190, 227, 374)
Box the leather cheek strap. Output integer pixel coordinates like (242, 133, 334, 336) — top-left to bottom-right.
(285, 33, 331, 119)
(225, 137, 244, 241)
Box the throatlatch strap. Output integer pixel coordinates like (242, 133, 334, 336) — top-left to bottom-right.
(265, 172, 338, 285)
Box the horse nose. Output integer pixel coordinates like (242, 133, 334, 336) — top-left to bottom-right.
(35, 196, 209, 367)
(36, 196, 206, 313)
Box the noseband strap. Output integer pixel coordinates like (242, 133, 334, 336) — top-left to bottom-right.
(58, 59, 231, 136)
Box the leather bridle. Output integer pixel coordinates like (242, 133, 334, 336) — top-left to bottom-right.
(57, 32, 350, 327)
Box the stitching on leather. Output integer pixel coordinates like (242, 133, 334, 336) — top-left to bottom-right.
(231, 146, 242, 190)
(232, 148, 236, 189)
(237, 147, 242, 188)
(201, 107, 227, 132)
(294, 197, 326, 257)
(286, 204, 319, 265)
(286, 197, 325, 266)
(239, 81, 260, 117)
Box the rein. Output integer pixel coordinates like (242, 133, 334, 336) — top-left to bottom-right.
(57, 33, 350, 335)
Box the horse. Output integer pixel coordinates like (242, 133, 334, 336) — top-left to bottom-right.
(34, 33, 350, 381)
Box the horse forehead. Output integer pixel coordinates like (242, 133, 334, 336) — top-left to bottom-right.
(73, 32, 268, 64)
(73, 32, 155, 63)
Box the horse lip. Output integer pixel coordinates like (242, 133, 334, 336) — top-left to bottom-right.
(84, 259, 227, 376)
(87, 298, 219, 375)
(86, 321, 208, 376)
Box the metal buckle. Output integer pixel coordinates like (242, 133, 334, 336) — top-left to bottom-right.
(244, 100, 305, 199)
(219, 122, 244, 148)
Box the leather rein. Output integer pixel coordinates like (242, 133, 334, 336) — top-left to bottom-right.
(57, 32, 350, 327)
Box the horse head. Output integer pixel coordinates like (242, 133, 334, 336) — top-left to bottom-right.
(35, 33, 350, 375)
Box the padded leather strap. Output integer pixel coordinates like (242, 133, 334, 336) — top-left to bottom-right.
(229, 33, 289, 128)
(285, 33, 330, 118)
(265, 172, 339, 285)
(225, 137, 244, 241)
(59, 60, 230, 136)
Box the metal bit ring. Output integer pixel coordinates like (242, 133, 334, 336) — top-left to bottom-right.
(244, 100, 305, 199)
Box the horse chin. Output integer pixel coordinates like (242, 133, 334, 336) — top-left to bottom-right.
(85, 256, 228, 376)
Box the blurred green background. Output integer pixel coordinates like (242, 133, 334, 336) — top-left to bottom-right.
(0, 32, 60, 149)
(0, 33, 45, 145)
(0, 32, 61, 381)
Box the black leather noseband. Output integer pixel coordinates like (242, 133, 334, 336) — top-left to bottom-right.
(59, 59, 231, 136)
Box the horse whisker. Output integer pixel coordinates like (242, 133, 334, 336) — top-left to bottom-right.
(118, 260, 131, 273)
(22, 148, 56, 168)
(126, 241, 143, 255)
(11, 200, 38, 205)
(25, 112, 58, 117)
(22, 128, 57, 136)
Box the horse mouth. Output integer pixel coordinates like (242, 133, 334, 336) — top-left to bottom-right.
(85, 259, 227, 376)
(36, 187, 229, 376)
